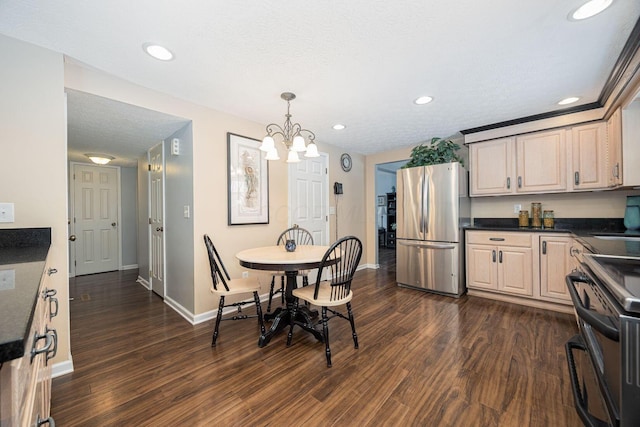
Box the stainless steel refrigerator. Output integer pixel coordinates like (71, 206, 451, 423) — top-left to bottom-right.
(396, 162, 470, 297)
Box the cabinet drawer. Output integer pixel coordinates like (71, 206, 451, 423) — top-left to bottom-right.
(466, 231, 532, 247)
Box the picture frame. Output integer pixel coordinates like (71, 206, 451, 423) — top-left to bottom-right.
(227, 133, 269, 225)
(377, 195, 385, 206)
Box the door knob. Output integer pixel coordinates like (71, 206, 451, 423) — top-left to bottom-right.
(112, 222, 117, 227)
(69, 235, 76, 241)
(156, 227, 164, 232)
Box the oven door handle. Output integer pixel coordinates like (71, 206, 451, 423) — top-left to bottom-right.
(566, 274, 619, 342)
(565, 335, 611, 427)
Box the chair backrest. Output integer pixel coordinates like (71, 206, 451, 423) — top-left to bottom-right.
(314, 236, 362, 301)
(276, 226, 314, 246)
(204, 234, 231, 292)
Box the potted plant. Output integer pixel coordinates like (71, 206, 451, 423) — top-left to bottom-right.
(402, 137, 464, 168)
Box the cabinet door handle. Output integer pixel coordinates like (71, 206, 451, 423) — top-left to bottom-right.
(47, 267, 58, 276)
(31, 331, 53, 363)
(49, 296, 59, 320)
(506, 177, 511, 189)
(614, 163, 620, 179)
(517, 176, 522, 188)
(574, 171, 580, 185)
(542, 241, 547, 255)
(489, 237, 505, 241)
(492, 250, 496, 263)
(45, 327, 58, 365)
(36, 416, 55, 426)
(499, 250, 503, 263)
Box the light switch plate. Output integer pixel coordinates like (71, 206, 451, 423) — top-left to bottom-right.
(513, 204, 522, 214)
(0, 203, 14, 222)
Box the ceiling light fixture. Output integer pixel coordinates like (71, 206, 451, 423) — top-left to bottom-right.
(570, 0, 613, 20)
(85, 153, 115, 165)
(558, 96, 581, 105)
(259, 92, 319, 163)
(333, 124, 346, 130)
(414, 96, 433, 105)
(143, 43, 174, 61)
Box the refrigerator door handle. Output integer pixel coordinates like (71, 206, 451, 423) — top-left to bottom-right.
(422, 172, 429, 237)
(398, 241, 455, 250)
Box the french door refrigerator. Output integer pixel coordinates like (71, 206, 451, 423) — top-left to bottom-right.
(396, 162, 470, 297)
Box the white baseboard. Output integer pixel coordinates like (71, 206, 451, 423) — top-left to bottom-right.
(122, 264, 139, 271)
(52, 358, 74, 378)
(164, 296, 196, 324)
(360, 263, 379, 270)
(136, 276, 150, 290)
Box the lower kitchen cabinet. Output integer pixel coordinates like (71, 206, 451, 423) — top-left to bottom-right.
(539, 234, 575, 303)
(466, 231, 533, 296)
(466, 230, 574, 313)
(0, 260, 57, 427)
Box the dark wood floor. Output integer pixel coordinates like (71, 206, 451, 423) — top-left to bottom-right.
(52, 257, 581, 426)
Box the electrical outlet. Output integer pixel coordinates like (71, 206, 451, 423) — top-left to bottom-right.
(0, 203, 14, 223)
(513, 204, 522, 214)
(242, 271, 249, 278)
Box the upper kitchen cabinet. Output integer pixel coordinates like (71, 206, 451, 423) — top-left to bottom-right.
(606, 107, 623, 187)
(571, 122, 608, 191)
(469, 128, 567, 196)
(469, 137, 515, 195)
(516, 129, 567, 193)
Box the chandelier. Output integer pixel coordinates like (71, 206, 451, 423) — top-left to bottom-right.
(259, 92, 319, 163)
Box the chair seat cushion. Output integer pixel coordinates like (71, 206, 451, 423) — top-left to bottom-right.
(292, 281, 352, 307)
(210, 277, 261, 296)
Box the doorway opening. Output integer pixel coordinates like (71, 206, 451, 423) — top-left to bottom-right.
(374, 160, 406, 269)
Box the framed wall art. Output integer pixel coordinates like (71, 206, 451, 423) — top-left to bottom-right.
(227, 133, 269, 225)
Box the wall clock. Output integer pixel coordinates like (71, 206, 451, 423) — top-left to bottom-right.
(340, 153, 352, 172)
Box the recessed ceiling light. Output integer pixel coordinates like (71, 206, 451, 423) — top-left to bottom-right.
(569, 0, 613, 20)
(333, 124, 346, 130)
(558, 97, 581, 105)
(143, 43, 174, 61)
(414, 96, 433, 105)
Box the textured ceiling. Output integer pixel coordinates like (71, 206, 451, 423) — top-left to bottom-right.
(1, 0, 639, 166)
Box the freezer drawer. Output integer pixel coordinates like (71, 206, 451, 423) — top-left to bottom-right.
(396, 240, 461, 296)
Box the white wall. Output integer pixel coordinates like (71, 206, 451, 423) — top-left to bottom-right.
(137, 156, 150, 282)
(0, 34, 69, 368)
(164, 123, 195, 312)
(121, 166, 138, 267)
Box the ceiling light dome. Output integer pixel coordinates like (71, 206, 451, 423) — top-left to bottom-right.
(143, 43, 174, 61)
(558, 97, 581, 105)
(570, 0, 613, 20)
(414, 96, 433, 105)
(85, 153, 115, 165)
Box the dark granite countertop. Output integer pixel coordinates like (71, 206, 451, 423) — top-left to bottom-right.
(0, 228, 51, 363)
(466, 218, 640, 258)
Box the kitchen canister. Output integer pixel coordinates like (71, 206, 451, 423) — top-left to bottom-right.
(531, 202, 542, 228)
(518, 210, 529, 227)
(624, 195, 640, 230)
(543, 210, 555, 228)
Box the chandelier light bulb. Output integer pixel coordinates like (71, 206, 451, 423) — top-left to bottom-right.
(291, 135, 307, 152)
(265, 147, 280, 161)
(287, 150, 301, 163)
(305, 142, 320, 158)
(260, 135, 275, 152)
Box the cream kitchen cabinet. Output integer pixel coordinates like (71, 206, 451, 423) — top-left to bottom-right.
(0, 263, 57, 427)
(466, 231, 533, 297)
(607, 107, 623, 187)
(469, 137, 515, 195)
(571, 122, 608, 190)
(470, 128, 567, 196)
(539, 234, 575, 304)
(515, 128, 567, 193)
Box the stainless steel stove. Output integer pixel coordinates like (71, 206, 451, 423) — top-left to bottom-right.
(566, 254, 640, 427)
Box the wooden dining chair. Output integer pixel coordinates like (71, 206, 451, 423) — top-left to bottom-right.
(286, 236, 362, 367)
(204, 235, 265, 346)
(266, 226, 314, 313)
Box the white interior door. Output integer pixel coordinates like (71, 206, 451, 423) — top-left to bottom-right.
(73, 164, 119, 275)
(150, 143, 165, 297)
(289, 153, 329, 245)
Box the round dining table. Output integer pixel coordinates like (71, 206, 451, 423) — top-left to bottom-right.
(236, 244, 329, 347)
